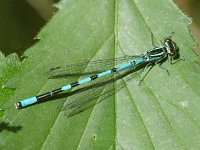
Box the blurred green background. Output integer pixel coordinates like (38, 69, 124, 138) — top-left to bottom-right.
(0, 0, 59, 56)
(175, 0, 200, 55)
(0, 0, 199, 56)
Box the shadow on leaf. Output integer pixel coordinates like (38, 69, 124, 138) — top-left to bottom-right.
(0, 122, 22, 133)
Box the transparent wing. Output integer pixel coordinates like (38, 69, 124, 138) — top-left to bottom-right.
(47, 55, 139, 78)
(58, 67, 139, 117)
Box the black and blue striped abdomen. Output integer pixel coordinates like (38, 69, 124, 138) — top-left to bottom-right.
(16, 58, 145, 109)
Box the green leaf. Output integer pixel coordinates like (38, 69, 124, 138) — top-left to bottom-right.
(0, 52, 21, 106)
(0, 109, 5, 120)
(1, 0, 200, 149)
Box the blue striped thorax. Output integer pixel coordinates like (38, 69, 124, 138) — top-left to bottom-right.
(163, 37, 177, 58)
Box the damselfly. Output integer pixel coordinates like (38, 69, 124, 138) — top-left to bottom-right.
(15, 33, 179, 109)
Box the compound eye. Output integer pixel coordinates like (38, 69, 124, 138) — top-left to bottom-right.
(170, 50, 176, 57)
(165, 38, 172, 43)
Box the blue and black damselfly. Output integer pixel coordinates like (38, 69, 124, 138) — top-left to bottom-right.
(15, 33, 179, 109)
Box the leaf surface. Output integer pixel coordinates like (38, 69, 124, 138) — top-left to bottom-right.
(0, 0, 200, 149)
